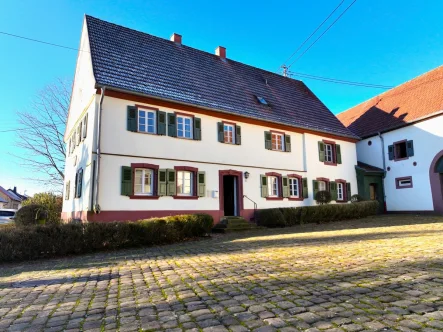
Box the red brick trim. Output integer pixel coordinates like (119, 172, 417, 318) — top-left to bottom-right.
(135, 104, 159, 111)
(173, 195, 199, 200)
(174, 166, 198, 172)
(219, 170, 244, 215)
(393, 139, 409, 161)
(174, 166, 199, 199)
(129, 195, 160, 200)
(395, 176, 413, 189)
(131, 163, 159, 170)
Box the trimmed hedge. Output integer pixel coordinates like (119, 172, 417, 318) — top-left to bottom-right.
(0, 214, 213, 263)
(15, 204, 50, 227)
(257, 201, 379, 228)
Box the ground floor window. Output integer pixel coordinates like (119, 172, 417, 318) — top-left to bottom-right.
(318, 180, 327, 191)
(134, 168, 153, 195)
(267, 176, 279, 197)
(289, 178, 299, 197)
(177, 171, 193, 195)
(337, 182, 344, 200)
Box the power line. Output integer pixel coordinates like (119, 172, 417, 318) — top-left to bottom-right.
(0, 31, 87, 52)
(293, 72, 393, 89)
(287, 0, 358, 68)
(283, 0, 345, 66)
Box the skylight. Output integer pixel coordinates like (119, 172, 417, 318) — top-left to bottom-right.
(256, 96, 268, 105)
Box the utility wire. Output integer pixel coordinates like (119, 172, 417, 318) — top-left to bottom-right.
(283, 0, 345, 65)
(0, 31, 87, 52)
(288, 0, 358, 68)
(293, 72, 394, 89)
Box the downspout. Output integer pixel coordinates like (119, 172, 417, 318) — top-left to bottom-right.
(378, 132, 387, 212)
(94, 87, 106, 213)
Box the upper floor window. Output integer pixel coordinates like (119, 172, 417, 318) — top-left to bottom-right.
(138, 109, 156, 134)
(177, 115, 193, 139)
(177, 171, 193, 195)
(318, 140, 341, 165)
(272, 132, 284, 151)
(389, 140, 414, 161)
(267, 176, 279, 197)
(325, 143, 334, 162)
(289, 178, 299, 198)
(264, 131, 291, 152)
(134, 168, 153, 195)
(224, 123, 235, 144)
(396, 176, 413, 189)
(337, 182, 344, 200)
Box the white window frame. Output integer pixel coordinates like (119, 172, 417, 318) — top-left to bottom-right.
(267, 176, 279, 197)
(177, 171, 193, 196)
(177, 115, 193, 139)
(325, 144, 334, 162)
(271, 133, 284, 151)
(223, 123, 235, 144)
(289, 178, 299, 198)
(318, 181, 327, 191)
(337, 182, 344, 200)
(134, 168, 154, 196)
(138, 109, 157, 134)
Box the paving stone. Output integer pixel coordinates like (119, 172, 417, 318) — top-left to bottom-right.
(296, 312, 322, 324)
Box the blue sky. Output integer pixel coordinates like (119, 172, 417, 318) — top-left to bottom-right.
(1, 0, 443, 195)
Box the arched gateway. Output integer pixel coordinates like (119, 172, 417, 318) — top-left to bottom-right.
(430, 150, 443, 214)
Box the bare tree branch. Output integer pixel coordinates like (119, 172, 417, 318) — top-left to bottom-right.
(14, 79, 71, 193)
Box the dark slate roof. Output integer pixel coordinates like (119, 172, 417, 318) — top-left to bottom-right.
(356, 161, 384, 173)
(0, 186, 21, 202)
(85, 16, 358, 139)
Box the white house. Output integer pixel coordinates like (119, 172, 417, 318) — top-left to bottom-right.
(338, 65, 443, 214)
(62, 16, 359, 222)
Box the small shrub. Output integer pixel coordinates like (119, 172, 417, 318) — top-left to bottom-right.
(351, 194, 364, 203)
(0, 213, 213, 263)
(315, 190, 332, 205)
(14, 204, 48, 227)
(257, 208, 286, 228)
(21, 192, 62, 225)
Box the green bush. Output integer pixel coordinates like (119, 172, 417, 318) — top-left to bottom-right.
(315, 190, 332, 205)
(257, 208, 286, 228)
(0, 214, 213, 263)
(351, 194, 365, 203)
(257, 201, 379, 228)
(14, 204, 48, 226)
(21, 192, 62, 225)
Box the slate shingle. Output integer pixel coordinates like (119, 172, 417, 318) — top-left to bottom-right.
(85, 15, 358, 139)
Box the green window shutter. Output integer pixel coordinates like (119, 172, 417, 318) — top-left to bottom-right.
(336, 144, 342, 164)
(264, 131, 272, 150)
(217, 122, 224, 143)
(166, 169, 176, 196)
(78, 169, 83, 198)
(318, 142, 325, 162)
(193, 117, 202, 140)
(127, 106, 137, 132)
(260, 175, 268, 197)
(330, 181, 337, 201)
(157, 111, 167, 135)
(284, 135, 291, 152)
(83, 114, 88, 139)
(388, 145, 394, 160)
(65, 181, 70, 200)
(235, 125, 242, 145)
(76, 125, 81, 146)
(346, 182, 352, 201)
(302, 177, 308, 199)
(74, 172, 78, 198)
(197, 171, 206, 197)
(168, 113, 176, 137)
(121, 166, 133, 196)
(282, 176, 289, 198)
(158, 169, 167, 196)
(313, 180, 319, 198)
(407, 140, 414, 157)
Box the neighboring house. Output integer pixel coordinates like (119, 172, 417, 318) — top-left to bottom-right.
(0, 186, 22, 209)
(338, 65, 443, 214)
(0, 197, 7, 208)
(8, 187, 29, 203)
(62, 15, 359, 222)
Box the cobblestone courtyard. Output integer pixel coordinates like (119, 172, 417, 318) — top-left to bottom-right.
(1, 215, 443, 332)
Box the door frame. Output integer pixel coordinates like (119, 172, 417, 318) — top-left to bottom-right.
(219, 170, 244, 217)
(430, 150, 443, 213)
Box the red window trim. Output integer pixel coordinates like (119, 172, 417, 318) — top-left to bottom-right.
(130, 163, 159, 199)
(287, 174, 303, 201)
(322, 139, 337, 166)
(395, 176, 413, 189)
(174, 166, 199, 199)
(135, 104, 159, 111)
(335, 179, 347, 202)
(316, 177, 330, 192)
(393, 139, 409, 162)
(222, 121, 237, 144)
(265, 172, 283, 200)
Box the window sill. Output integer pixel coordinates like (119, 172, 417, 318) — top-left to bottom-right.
(136, 130, 158, 136)
(324, 161, 337, 166)
(173, 195, 199, 200)
(266, 197, 283, 201)
(288, 197, 303, 201)
(268, 149, 287, 153)
(393, 157, 409, 162)
(335, 200, 348, 203)
(129, 195, 160, 200)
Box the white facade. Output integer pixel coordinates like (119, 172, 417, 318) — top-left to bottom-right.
(356, 114, 443, 212)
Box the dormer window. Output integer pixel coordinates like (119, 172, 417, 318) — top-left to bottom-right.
(256, 96, 268, 105)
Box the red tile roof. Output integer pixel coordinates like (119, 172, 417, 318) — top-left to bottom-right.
(337, 65, 443, 138)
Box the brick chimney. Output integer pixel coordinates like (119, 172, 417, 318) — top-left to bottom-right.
(215, 46, 226, 59)
(170, 33, 182, 44)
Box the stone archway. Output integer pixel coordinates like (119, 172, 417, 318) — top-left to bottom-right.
(429, 150, 443, 214)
